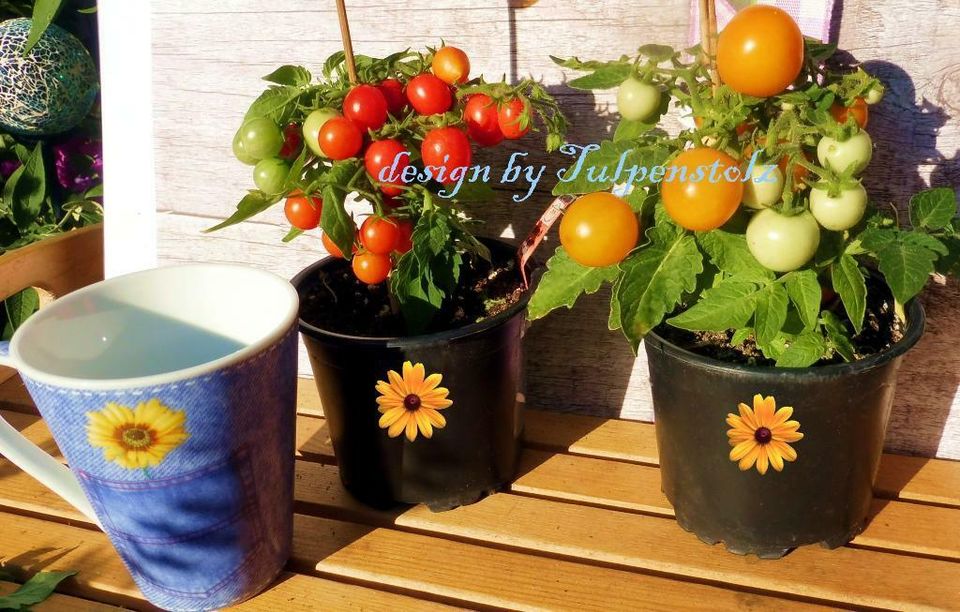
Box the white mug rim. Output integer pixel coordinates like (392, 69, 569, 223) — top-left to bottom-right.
(6, 263, 299, 391)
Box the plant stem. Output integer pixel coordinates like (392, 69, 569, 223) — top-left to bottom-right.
(335, 0, 358, 85)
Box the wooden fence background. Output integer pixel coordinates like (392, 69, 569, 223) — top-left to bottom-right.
(149, 0, 960, 458)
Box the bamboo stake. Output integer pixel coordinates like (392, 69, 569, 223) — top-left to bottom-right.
(699, 0, 720, 88)
(335, 0, 358, 85)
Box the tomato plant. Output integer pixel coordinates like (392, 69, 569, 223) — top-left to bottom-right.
(319, 116, 364, 160)
(498, 98, 531, 139)
(421, 127, 472, 183)
(529, 8, 957, 369)
(661, 147, 744, 231)
(432, 46, 470, 85)
(464, 94, 504, 146)
(285, 193, 322, 230)
(716, 5, 804, 97)
(343, 84, 389, 132)
(352, 251, 392, 285)
(406, 73, 453, 116)
(559, 193, 639, 267)
(216, 47, 568, 334)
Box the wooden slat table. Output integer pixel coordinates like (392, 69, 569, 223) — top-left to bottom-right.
(1, 375, 959, 611)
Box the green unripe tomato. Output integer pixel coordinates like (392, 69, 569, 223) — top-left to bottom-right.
(809, 182, 868, 231)
(742, 164, 784, 209)
(232, 130, 258, 166)
(303, 108, 341, 157)
(253, 158, 290, 194)
(616, 77, 661, 122)
(238, 117, 284, 160)
(817, 132, 872, 175)
(746, 209, 821, 272)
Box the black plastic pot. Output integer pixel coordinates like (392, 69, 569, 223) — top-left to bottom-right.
(643, 300, 925, 558)
(292, 240, 527, 511)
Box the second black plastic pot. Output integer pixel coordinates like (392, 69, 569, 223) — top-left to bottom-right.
(643, 300, 925, 558)
(292, 239, 526, 511)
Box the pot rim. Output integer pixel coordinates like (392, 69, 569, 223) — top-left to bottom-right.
(291, 238, 530, 348)
(645, 299, 926, 376)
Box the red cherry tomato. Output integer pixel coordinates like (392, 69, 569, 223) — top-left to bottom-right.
(319, 117, 363, 160)
(406, 74, 453, 116)
(285, 194, 322, 230)
(377, 78, 407, 116)
(431, 46, 470, 85)
(364, 139, 409, 196)
(359, 216, 401, 255)
(279, 122, 302, 160)
(343, 84, 388, 132)
(497, 98, 531, 140)
(830, 97, 869, 128)
(421, 127, 472, 185)
(352, 252, 392, 285)
(464, 94, 505, 147)
(321, 232, 344, 258)
(394, 219, 414, 254)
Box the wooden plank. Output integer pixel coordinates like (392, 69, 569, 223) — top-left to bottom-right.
(522, 409, 960, 509)
(0, 511, 454, 611)
(0, 225, 104, 303)
(512, 450, 960, 562)
(0, 483, 831, 610)
(0, 581, 119, 611)
(292, 514, 828, 611)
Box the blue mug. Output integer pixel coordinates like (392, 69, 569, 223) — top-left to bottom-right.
(0, 264, 299, 611)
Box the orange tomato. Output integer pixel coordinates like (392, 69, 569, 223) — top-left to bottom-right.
(431, 46, 470, 85)
(716, 5, 804, 98)
(559, 192, 639, 267)
(830, 97, 869, 128)
(352, 252, 392, 285)
(661, 147, 744, 231)
(743, 140, 810, 191)
(321, 232, 345, 258)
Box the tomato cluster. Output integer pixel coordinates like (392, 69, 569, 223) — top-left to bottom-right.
(234, 44, 546, 285)
(557, 6, 883, 274)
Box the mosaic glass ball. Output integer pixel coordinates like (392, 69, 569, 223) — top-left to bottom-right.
(0, 18, 99, 136)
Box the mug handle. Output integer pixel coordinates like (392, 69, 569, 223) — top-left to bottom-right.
(0, 341, 101, 527)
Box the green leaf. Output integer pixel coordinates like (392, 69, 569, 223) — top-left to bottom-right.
(527, 248, 619, 320)
(3, 144, 46, 230)
(753, 283, 789, 346)
(281, 227, 303, 243)
(205, 191, 278, 233)
(244, 85, 313, 124)
(696, 229, 774, 280)
(776, 332, 828, 368)
(730, 327, 753, 347)
(875, 237, 937, 303)
(0, 570, 76, 610)
(909, 187, 956, 230)
(822, 310, 855, 362)
(608, 275, 623, 331)
(552, 140, 633, 196)
(831, 254, 867, 332)
(23, 0, 62, 55)
(667, 279, 760, 333)
(2, 287, 39, 341)
(567, 64, 633, 90)
(617, 227, 702, 348)
(785, 270, 821, 330)
(262, 65, 312, 87)
(319, 161, 360, 256)
(637, 44, 675, 62)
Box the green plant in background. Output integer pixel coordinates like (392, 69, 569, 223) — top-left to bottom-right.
(0, 569, 77, 610)
(0, 0, 102, 339)
(529, 9, 959, 367)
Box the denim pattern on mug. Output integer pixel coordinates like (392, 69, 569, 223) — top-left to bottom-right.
(20, 325, 299, 611)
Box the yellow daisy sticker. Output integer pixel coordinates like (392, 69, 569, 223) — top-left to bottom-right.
(726, 394, 803, 475)
(86, 399, 189, 470)
(376, 361, 452, 442)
